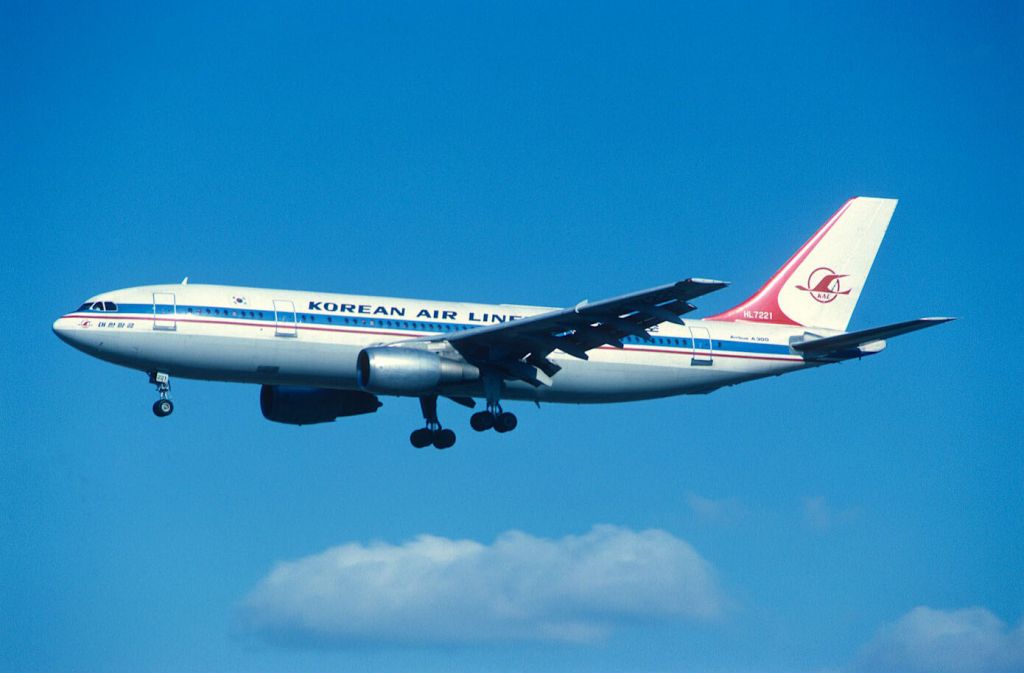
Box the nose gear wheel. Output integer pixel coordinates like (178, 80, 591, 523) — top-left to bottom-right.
(149, 371, 173, 417)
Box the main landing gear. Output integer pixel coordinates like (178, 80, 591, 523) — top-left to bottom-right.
(469, 407, 517, 433)
(469, 372, 517, 434)
(149, 371, 174, 417)
(410, 395, 456, 449)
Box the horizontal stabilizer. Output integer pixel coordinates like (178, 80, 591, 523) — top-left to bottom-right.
(793, 317, 955, 354)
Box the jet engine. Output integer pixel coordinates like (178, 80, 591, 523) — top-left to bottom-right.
(357, 347, 480, 395)
(260, 385, 382, 425)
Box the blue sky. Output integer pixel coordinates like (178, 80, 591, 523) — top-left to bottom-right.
(2, 2, 1022, 672)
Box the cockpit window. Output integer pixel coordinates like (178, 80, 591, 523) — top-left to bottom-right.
(78, 301, 117, 311)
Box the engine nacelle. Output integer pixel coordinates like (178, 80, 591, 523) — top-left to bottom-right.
(260, 385, 382, 425)
(357, 347, 480, 395)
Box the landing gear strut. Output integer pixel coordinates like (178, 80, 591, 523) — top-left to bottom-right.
(149, 371, 174, 417)
(410, 395, 456, 449)
(470, 372, 517, 433)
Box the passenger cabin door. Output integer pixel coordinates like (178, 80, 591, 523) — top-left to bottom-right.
(153, 292, 177, 331)
(689, 325, 713, 366)
(273, 299, 297, 337)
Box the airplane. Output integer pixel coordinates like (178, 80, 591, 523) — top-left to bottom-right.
(53, 197, 952, 449)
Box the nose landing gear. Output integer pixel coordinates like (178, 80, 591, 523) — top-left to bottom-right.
(410, 395, 456, 449)
(149, 371, 174, 417)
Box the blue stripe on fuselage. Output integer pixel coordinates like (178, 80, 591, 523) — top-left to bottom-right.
(72, 302, 797, 357)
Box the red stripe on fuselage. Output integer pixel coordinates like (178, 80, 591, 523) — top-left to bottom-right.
(59, 314, 803, 363)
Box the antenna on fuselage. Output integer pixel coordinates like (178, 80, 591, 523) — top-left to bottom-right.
(181, 276, 189, 285)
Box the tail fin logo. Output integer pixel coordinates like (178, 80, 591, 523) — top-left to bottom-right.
(795, 267, 851, 304)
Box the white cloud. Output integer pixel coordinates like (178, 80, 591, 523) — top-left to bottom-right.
(238, 525, 723, 647)
(852, 606, 1024, 673)
(686, 492, 744, 524)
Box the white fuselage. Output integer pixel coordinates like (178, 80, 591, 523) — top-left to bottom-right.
(53, 283, 831, 404)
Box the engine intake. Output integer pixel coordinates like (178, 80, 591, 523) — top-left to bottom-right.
(260, 385, 382, 425)
(357, 347, 479, 395)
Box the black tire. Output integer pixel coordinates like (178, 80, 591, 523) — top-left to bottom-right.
(153, 399, 174, 417)
(433, 428, 456, 449)
(470, 411, 495, 432)
(410, 428, 434, 448)
(494, 412, 517, 433)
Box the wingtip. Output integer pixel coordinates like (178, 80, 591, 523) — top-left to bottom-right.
(687, 277, 730, 287)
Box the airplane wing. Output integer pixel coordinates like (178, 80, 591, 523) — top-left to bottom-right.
(408, 278, 729, 386)
(793, 317, 955, 359)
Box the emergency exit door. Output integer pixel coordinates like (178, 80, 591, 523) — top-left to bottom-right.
(273, 299, 297, 337)
(689, 326, 713, 365)
(153, 292, 177, 330)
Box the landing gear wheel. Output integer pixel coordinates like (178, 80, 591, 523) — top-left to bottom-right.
(149, 372, 173, 418)
(494, 412, 518, 433)
(433, 428, 456, 449)
(410, 428, 434, 448)
(470, 411, 495, 432)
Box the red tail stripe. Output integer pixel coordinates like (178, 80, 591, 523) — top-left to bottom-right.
(707, 199, 854, 324)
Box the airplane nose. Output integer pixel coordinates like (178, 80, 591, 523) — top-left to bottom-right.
(53, 315, 107, 356)
(53, 316, 76, 345)
(53, 316, 67, 338)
